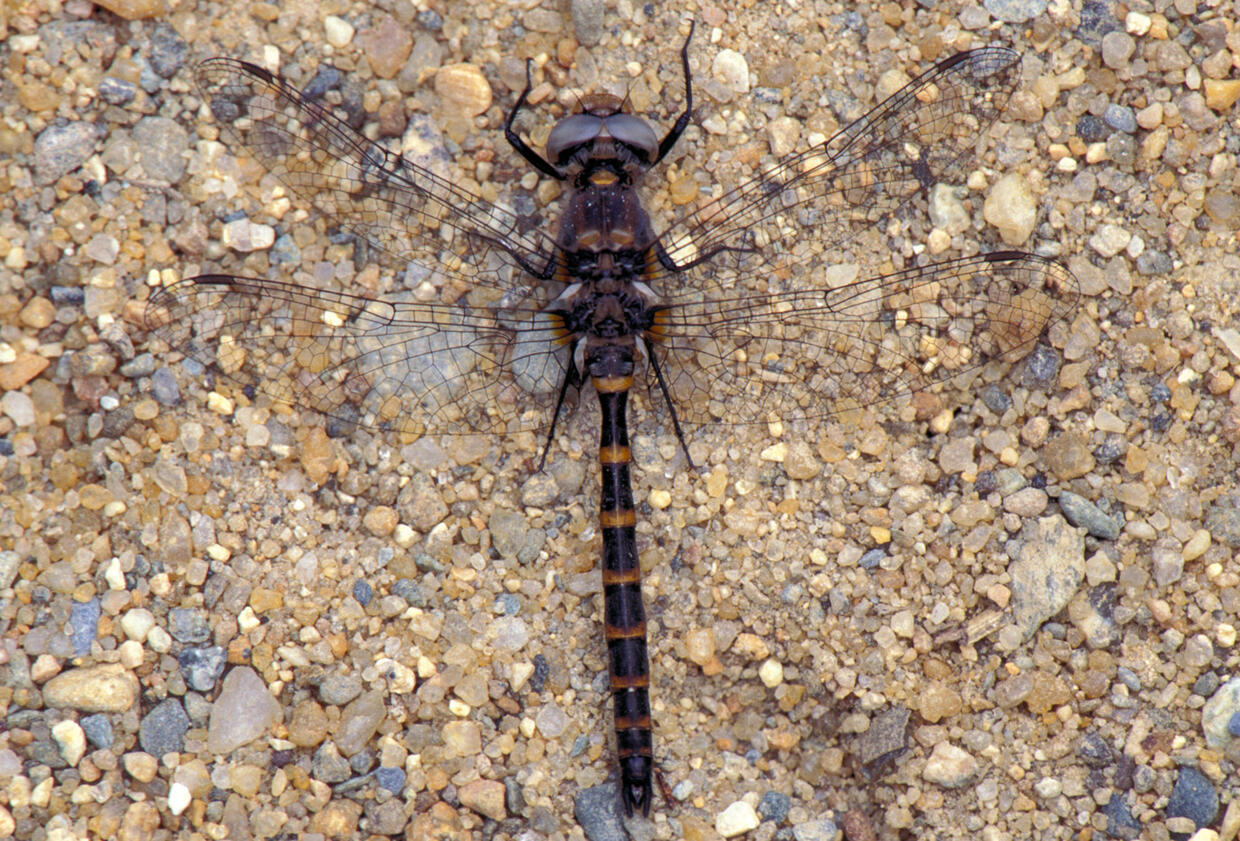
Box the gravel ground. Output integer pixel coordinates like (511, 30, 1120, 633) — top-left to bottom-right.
(1, 0, 1239, 839)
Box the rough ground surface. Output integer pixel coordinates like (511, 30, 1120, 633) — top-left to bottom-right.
(1, 0, 1238, 839)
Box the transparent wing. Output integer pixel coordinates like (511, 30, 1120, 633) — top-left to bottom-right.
(650, 252, 1079, 430)
(145, 274, 572, 439)
(654, 48, 1022, 294)
(196, 58, 553, 290)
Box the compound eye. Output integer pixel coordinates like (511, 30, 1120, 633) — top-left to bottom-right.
(546, 114, 604, 162)
(602, 114, 660, 161)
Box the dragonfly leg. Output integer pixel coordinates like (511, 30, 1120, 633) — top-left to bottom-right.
(504, 59, 565, 180)
(643, 337, 697, 470)
(653, 21, 696, 165)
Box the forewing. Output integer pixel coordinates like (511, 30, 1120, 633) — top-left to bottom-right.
(648, 253, 1079, 429)
(655, 47, 1021, 294)
(145, 275, 571, 439)
(196, 58, 552, 289)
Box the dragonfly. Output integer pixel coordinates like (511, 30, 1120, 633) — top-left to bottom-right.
(146, 26, 1078, 816)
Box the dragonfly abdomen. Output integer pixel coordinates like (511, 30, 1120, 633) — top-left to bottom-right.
(593, 365, 654, 816)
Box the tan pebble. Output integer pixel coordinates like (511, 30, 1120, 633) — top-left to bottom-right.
(705, 466, 728, 497)
(124, 751, 159, 782)
(94, 0, 164, 19)
(984, 172, 1036, 246)
(288, 699, 328, 747)
(784, 440, 820, 479)
(249, 588, 283, 613)
(988, 584, 1011, 608)
(324, 15, 354, 47)
(670, 174, 698, 205)
(1135, 102, 1163, 130)
(458, 779, 506, 821)
(1183, 529, 1211, 561)
(758, 658, 783, 687)
(300, 427, 336, 484)
(363, 505, 398, 536)
(230, 764, 263, 798)
(1147, 598, 1173, 624)
(922, 742, 977, 787)
(435, 64, 492, 117)
(30, 654, 61, 683)
(716, 801, 760, 837)
(443, 720, 481, 757)
(919, 683, 963, 723)
(818, 440, 845, 462)
(393, 523, 418, 548)
(355, 17, 413, 80)
(19, 297, 55, 328)
(207, 392, 234, 414)
(78, 484, 113, 511)
(731, 632, 770, 660)
(929, 409, 954, 435)
(649, 488, 672, 509)
(759, 441, 787, 462)
(858, 426, 889, 456)
(0, 353, 51, 390)
(1204, 78, 1240, 112)
(1217, 624, 1237, 647)
(1125, 10, 1151, 34)
(870, 526, 891, 544)
(118, 640, 144, 668)
(684, 627, 716, 666)
(132, 398, 158, 420)
(43, 664, 139, 712)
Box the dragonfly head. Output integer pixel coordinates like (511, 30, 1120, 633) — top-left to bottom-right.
(546, 104, 660, 171)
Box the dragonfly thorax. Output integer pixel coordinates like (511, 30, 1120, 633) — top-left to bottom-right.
(553, 280, 658, 342)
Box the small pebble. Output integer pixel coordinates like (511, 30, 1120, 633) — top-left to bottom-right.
(207, 667, 282, 754)
(984, 172, 1037, 245)
(1166, 767, 1219, 831)
(435, 64, 492, 117)
(716, 800, 760, 837)
(1202, 678, 1240, 748)
(712, 49, 750, 95)
(324, 15, 354, 47)
(51, 720, 87, 766)
(922, 742, 978, 788)
(1058, 491, 1121, 539)
(139, 699, 190, 757)
(167, 782, 192, 816)
(458, 779, 506, 821)
(758, 659, 784, 687)
(221, 218, 275, 253)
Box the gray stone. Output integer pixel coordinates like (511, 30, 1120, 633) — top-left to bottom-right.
(131, 116, 189, 184)
(206, 667, 282, 754)
(1008, 517, 1085, 642)
(1058, 491, 1121, 539)
(35, 121, 104, 184)
(139, 699, 190, 757)
(983, 0, 1046, 22)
